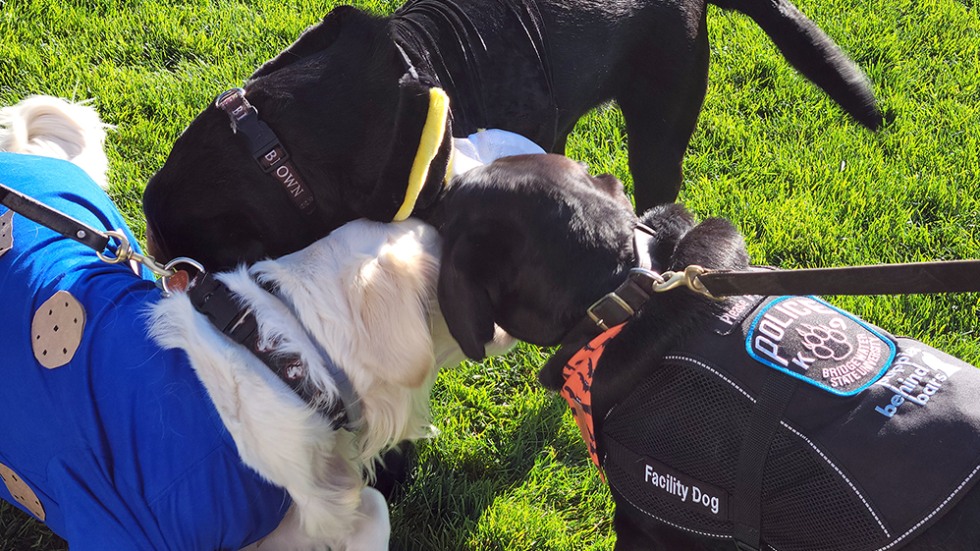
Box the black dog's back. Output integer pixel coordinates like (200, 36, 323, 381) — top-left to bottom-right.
(143, 0, 881, 275)
(392, 0, 881, 208)
(528, 0, 880, 208)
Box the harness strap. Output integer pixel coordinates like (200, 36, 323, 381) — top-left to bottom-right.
(186, 271, 358, 430)
(215, 88, 317, 214)
(560, 323, 626, 481)
(732, 372, 799, 551)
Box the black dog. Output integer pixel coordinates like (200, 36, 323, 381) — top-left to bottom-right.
(434, 154, 980, 551)
(143, 0, 881, 271)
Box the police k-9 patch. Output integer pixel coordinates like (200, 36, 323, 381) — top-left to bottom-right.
(745, 296, 896, 396)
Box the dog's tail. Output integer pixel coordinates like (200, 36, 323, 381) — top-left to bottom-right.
(711, 0, 882, 130)
(0, 95, 112, 188)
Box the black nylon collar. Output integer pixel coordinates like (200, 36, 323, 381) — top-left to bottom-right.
(186, 270, 359, 430)
(215, 88, 317, 215)
(539, 224, 660, 380)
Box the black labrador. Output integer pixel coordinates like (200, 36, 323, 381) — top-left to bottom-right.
(143, 0, 882, 271)
(434, 154, 980, 551)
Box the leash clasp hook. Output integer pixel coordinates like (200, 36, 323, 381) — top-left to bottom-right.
(654, 265, 716, 299)
(97, 230, 175, 278)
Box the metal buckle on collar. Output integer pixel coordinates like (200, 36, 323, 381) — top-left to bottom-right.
(587, 292, 634, 331)
(215, 88, 252, 122)
(215, 88, 280, 163)
(587, 268, 666, 330)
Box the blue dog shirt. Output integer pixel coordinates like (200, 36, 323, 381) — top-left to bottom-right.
(0, 153, 289, 550)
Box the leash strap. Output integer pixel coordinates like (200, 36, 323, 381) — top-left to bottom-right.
(0, 182, 110, 252)
(1, 181, 174, 276)
(697, 260, 980, 297)
(732, 372, 798, 551)
(215, 88, 317, 214)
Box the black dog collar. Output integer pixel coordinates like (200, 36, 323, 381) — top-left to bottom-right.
(539, 224, 661, 381)
(578, 223, 661, 333)
(186, 270, 360, 430)
(215, 88, 317, 214)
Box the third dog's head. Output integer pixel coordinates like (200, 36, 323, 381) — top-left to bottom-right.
(435, 154, 750, 365)
(142, 7, 452, 271)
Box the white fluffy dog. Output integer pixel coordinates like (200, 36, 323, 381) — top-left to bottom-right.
(0, 95, 512, 550)
(151, 217, 491, 550)
(0, 95, 111, 188)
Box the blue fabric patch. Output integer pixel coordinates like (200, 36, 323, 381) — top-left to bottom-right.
(745, 296, 896, 396)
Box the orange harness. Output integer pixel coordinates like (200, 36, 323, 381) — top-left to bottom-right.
(559, 323, 625, 481)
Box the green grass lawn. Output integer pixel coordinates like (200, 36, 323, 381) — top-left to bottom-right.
(1, 0, 977, 549)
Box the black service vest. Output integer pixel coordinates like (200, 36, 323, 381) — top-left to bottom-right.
(601, 295, 980, 551)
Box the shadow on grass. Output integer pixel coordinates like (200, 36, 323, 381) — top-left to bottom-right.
(387, 368, 607, 550)
(0, 503, 66, 551)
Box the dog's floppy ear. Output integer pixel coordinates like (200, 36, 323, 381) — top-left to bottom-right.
(349, 224, 442, 388)
(639, 203, 697, 266)
(359, 74, 452, 222)
(669, 217, 750, 272)
(437, 230, 498, 361)
(250, 6, 362, 79)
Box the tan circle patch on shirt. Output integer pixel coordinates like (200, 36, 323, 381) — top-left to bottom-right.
(32, 290, 86, 369)
(0, 463, 45, 521)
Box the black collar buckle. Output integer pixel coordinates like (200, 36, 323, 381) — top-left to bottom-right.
(215, 88, 280, 162)
(587, 292, 635, 332)
(586, 267, 663, 331)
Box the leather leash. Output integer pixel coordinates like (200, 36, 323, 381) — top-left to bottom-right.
(656, 260, 980, 299)
(0, 181, 169, 274)
(545, 228, 980, 375)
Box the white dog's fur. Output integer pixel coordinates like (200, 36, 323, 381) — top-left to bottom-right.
(1, 93, 512, 550)
(149, 219, 469, 550)
(0, 95, 111, 188)
(144, 170, 512, 550)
